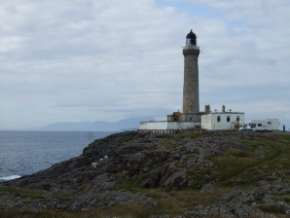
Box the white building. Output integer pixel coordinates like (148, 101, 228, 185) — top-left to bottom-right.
(201, 111, 245, 131)
(139, 106, 245, 131)
(248, 119, 280, 131)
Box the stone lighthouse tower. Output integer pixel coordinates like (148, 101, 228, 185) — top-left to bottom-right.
(183, 30, 200, 118)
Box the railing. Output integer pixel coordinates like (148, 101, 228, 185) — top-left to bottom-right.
(184, 45, 200, 49)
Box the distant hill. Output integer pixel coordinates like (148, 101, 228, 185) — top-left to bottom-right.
(41, 117, 155, 132)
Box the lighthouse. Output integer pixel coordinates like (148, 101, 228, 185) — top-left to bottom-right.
(183, 30, 200, 115)
(139, 30, 246, 132)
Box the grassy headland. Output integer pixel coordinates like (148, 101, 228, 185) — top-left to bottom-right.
(0, 131, 290, 218)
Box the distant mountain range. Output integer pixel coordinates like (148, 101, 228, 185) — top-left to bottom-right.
(41, 117, 155, 132)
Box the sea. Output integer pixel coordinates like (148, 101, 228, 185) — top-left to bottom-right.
(0, 131, 111, 181)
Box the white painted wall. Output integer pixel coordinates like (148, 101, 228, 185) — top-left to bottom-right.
(201, 114, 212, 130)
(139, 121, 168, 130)
(201, 113, 245, 130)
(167, 122, 198, 130)
(139, 121, 199, 130)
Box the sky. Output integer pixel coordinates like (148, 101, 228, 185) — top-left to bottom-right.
(0, 0, 289, 130)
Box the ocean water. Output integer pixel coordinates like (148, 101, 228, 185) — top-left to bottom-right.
(0, 131, 111, 180)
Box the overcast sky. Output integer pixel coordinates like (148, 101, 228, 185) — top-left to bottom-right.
(0, 0, 289, 130)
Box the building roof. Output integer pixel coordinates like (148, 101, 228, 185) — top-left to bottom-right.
(203, 112, 245, 115)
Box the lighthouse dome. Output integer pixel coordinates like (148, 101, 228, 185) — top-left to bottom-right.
(186, 30, 196, 39)
(185, 30, 197, 46)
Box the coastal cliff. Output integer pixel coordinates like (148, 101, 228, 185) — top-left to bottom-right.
(1, 130, 290, 218)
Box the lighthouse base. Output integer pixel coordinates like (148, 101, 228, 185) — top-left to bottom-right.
(167, 112, 202, 123)
(138, 112, 203, 132)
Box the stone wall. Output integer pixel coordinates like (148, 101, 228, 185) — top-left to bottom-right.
(183, 47, 200, 114)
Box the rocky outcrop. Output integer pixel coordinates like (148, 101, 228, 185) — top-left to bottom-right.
(1, 130, 290, 217)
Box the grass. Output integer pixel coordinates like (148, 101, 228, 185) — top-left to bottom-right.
(187, 167, 212, 190)
(1, 208, 289, 218)
(115, 178, 222, 216)
(258, 204, 286, 214)
(0, 186, 73, 203)
(273, 193, 290, 204)
(157, 130, 204, 150)
(115, 178, 144, 193)
(116, 132, 290, 216)
(0, 207, 150, 218)
(210, 134, 290, 187)
(0, 186, 46, 199)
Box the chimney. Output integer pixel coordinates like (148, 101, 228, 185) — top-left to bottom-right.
(222, 105, 226, 112)
(205, 105, 211, 113)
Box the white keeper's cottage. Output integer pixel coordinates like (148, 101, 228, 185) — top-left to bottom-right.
(201, 106, 245, 130)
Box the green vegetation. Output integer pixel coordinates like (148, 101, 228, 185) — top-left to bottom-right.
(258, 204, 286, 215)
(0, 192, 220, 218)
(187, 167, 212, 190)
(0, 186, 73, 202)
(157, 130, 203, 149)
(0, 208, 151, 218)
(116, 178, 222, 215)
(0, 186, 46, 199)
(211, 133, 290, 187)
(0, 209, 289, 218)
(115, 132, 290, 216)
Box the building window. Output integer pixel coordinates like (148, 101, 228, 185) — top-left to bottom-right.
(258, 123, 262, 127)
(227, 116, 231, 122)
(267, 121, 272, 125)
(250, 123, 256, 128)
(217, 116, 221, 122)
(237, 116, 240, 122)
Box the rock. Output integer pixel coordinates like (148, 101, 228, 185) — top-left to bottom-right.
(71, 191, 156, 210)
(91, 162, 98, 168)
(162, 170, 188, 188)
(200, 183, 216, 192)
(0, 130, 290, 217)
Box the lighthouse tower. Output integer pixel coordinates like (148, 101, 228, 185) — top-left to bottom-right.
(139, 30, 246, 132)
(183, 30, 200, 116)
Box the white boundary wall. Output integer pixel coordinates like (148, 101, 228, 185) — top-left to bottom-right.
(139, 121, 168, 130)
(139, 121, 199, 130)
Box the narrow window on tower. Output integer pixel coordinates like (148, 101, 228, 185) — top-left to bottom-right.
(227, 116, 231, 122)
(237, 116, 240, 122)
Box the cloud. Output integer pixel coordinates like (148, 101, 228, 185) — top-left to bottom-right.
(0, 0, 192, 129)
(0, 0, 289, 129)
(184, 0, 290, 122)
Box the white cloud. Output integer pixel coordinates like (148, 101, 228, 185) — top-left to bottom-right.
(0, 0, 193, 129)
(0, 0, 289, 129)
(186, 0, 290, 85)
(185, 0, 290, 124)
